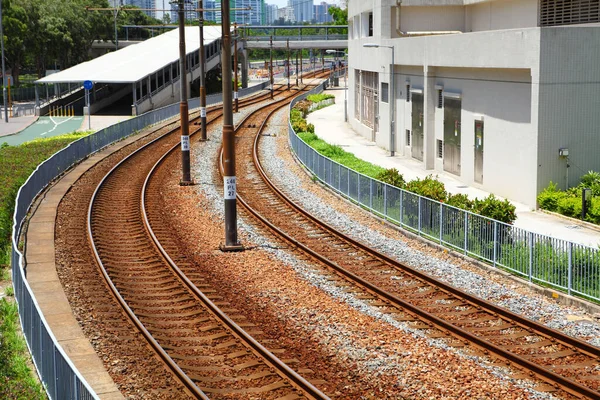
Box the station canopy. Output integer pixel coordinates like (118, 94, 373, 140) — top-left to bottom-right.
(36, 26, 223, 84)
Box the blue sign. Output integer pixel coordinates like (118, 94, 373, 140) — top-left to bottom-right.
(83, 80, 93, 90)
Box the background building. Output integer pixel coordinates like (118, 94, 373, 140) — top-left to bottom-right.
(290, 0, 313, 23)
(348, 0, 600, 208)
(277, 6, 295, 23)
(120, 0, 157, 19)
(313, 2, 333, 23)
(214, 0, 266, 25)
(265, 3, 279, 24)
(170, 0, 197, 23)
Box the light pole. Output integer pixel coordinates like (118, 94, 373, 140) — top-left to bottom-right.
(364, 43, 395, 156)
(0, 1, 7, 122)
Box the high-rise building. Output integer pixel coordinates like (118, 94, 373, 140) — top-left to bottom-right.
(170, 0, 198, 23)
(214, 0, 266, 25)
(277, 6, 295, 23)
(313, 2, 332, 23)
(265, 4, 278, 24)
(120, 0, 157, 19)
(290, 0, 313, 23)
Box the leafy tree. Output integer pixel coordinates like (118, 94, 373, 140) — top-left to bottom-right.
(2, 0, 28, 86)
(328, 6, 347, 25)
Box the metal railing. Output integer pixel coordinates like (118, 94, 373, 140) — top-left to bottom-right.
(10, 83, 271, 399)
(288, 84, 600, 304)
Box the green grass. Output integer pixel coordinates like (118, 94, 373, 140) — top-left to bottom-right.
(0, 131, 91, 399)
(297, 132, 385, 179)
(0, 299, 45, 399)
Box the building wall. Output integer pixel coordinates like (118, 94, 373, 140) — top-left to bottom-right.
(400, 6, 465, 32)
(537, 26, 600, 193)
(467, 0, 538, 32)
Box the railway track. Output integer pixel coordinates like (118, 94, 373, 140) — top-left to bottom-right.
(229, 90, 600, 399)
(84, 83, 332, 399)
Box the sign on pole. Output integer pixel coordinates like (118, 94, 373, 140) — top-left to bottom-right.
(84, 80, 93, 130)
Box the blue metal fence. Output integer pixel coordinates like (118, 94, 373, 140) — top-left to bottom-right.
(288, 84, 600, 303)
(10, 83, 271, 399)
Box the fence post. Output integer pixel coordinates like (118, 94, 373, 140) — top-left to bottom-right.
(369, 178, 373, 210)
(439, 205, 443, 244)
(528, 232, 533, 282)
(400, 190, 404, 225)
(347, 166, 350, 198)
(338, 163, 341, 192)
(418, 196, 422, 234)
(328, 159, 332, 186)
(464, 212, 468, 255)
(384, 184, 388, 219)
(493, 221, 498, 268)
(568, 242, 572, 296)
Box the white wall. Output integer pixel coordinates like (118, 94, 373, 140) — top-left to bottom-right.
(401, 6, 465, 32)
(467, 0, 538, 32)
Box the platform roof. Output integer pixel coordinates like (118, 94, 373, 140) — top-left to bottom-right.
(36, 26, 223, 84)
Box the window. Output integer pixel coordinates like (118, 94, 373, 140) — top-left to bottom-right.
(406, 85, 410, 102)
(437, 90, 443, 109)
(368, 12, 373, 36)
(437, 140, 443, 158)
(360, 71, 379, 129)
(406, 130, 411, 146)
(381, 82, 389, 103)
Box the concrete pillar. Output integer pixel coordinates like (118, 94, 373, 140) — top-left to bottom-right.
(241, 48, 248, 89)
(423, 65, 436, 170)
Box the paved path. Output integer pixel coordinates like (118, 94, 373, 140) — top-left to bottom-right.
(307, 81, 600, 248)
(0, 116, 38, 139)
(1, 116, 83, 146)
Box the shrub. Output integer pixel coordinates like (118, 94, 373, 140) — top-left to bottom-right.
(446, 193, 474, 211)
(580, 170, 600, 187)
(556, 196, 582, 218)
(537, 181, 567, 212)
(293, 100, 312, 117)
(307, 93, 334, 103)
(586, 197, 600, 224)
(473, 194, 517, 224)
(375, 168, 405, 188)
(405, 175, 447, 202)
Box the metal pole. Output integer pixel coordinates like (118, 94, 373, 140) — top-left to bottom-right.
(269, 35, 273, 99)
(220, 0, 242, 250)
(344, 52, 348, 122)
(234, 23, 239, 113)
(300, 49, 303, 84)
(0, 2, 8, 122)
(198, 0, 207, 141)
(390, 46, 395, 156)
(295, 52, 298, 87)
(178, 0, 192, 184)
(114, 7, 119, 51)
(287, 39, 290, 90)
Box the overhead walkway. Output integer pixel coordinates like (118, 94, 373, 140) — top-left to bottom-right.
(35, 26, 244, 116)
(240, 25, 347, 50)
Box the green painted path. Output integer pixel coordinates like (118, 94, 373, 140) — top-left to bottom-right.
(0, 116, 84, 146)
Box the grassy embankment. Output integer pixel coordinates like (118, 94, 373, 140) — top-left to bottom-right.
(0, 131, 91, 399)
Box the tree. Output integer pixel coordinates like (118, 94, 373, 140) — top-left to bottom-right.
(2, 0, 28, 86)
(328, 5, 347, 25)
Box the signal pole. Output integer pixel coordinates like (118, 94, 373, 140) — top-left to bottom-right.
(234, 23, 239, 113)
(178, 0, 192, 185)
(198, 0, 207, 141)
(220, 0, 242, 251)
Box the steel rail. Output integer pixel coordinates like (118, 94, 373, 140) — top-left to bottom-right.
(143, 87, 329, 400)
(84, 85, 294, 399)
(233, 102, 600, 399)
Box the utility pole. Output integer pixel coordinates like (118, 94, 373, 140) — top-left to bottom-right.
(295, 51, 298, 87)
(198, 0, 207, 140)
(220, 0, 242, 251)
(233, 23, 239, 113)
(286, 39, 290, 90)
(178, 0, 192, 184)
(300, 49, 303, 84)
(0, 1, 7, 122)
(269, 35, 273, 99)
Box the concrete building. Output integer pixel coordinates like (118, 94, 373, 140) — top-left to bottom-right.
(348, 0, 600, 208)
(277, 6, 296, 23)
(170, 0, 197, 23)
(314, 2, 333, 23)
(290, 0, 313, 22)
(122, 0, 157, 19)
(266, 3, 279, 24)
(214, 0, 266, 25)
